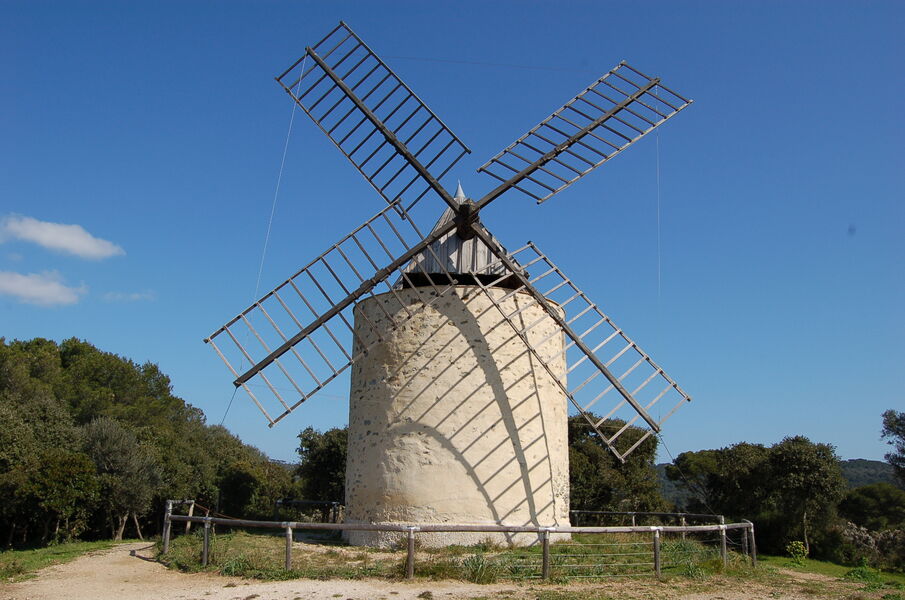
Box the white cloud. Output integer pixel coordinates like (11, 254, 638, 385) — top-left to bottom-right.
(0, 270, 87, 306)
(0, 215, 125, 260)
(103, 290, 157, 302)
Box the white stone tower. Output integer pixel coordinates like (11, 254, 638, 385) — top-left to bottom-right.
(343, 186, 572, 547)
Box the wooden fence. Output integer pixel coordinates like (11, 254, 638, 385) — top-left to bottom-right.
(161, 501, 756, 580)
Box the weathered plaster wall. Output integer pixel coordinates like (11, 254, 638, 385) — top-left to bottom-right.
(344, 285, 571, 547)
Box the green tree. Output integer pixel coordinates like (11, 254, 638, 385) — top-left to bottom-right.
(296, 426, 348, 502)
(218, 457, 295, 519)
(882, 410, 905, 485)
(839, 483, 905, 531)
(0, 339, 82, 545)
(247, 461, 296, 518)
(0, 403, 39, 546)
(665, 443, 769, 517)
(26, 449, 99, 542)
(83, 417, 160, 539)
(665, 436, 848, 557)
(767, 436, 847, 554)
(568, 416, 666, 515)
(0, 337, 296, 546)
(711, 443, 771, 518)
(664, 449, 720, 511)
(218, 460, 262, 517)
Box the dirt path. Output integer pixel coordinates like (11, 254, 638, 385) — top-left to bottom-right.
(0, 542, 874, 600)
(0, 543, 549, 600)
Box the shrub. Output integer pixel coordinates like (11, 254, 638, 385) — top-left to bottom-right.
(0, 560, 26, 579)
(662, 539, 713, 566)
(461, 553, 500, 584)
(821, 522, 904, 571)
(220, 554, 253, 576)
(843, 559, 882, 583)
(876, 529, 905, 572)
(681, 563, 708, 579)
(785, 540, 808, 565)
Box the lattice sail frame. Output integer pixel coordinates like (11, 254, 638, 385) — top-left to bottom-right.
(206, 202, 462, 426)
(276, 22, 470, 211)
(477, 61, 692, 204)
(469, 242, 691, 462)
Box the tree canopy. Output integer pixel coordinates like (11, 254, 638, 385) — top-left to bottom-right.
(295, 426, 349, 503)
(839, 483, 905, 532)
(568, 415, 666, 516)
(882, 409, 905, 485)
(665, 436, 847, 556)
(769, 436, 847, 552)
(0, 337, 296, 546)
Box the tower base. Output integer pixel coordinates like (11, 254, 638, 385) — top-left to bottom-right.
(345, 286, 572, 548)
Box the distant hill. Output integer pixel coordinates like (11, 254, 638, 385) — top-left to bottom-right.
(656, 458, 900, 509)
(656, 464, 695, 509)
(839, 459, 900, 489)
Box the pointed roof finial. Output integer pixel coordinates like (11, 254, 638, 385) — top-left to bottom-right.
(454, 180, 466, 202)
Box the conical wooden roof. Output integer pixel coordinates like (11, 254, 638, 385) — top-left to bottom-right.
(397, 185, 509, 286)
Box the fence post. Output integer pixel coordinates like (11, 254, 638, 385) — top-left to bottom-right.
(744, 520, 757, 567)
(741, 524, 749, 558)
(541, 529, 552, 580)
(201, 519, 211, 567)
(680, 514, 686, 541)
(719, 525, 727, 569)
(631, 513, 636, 527)
(162, 500, 173, 554)
(405, 526, 418, 579)
(653, 528, 661, 579)
(285, 525, 293, 570)
(185, 500, 195, 534)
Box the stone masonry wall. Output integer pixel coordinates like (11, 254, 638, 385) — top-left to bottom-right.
(344, 286, 571, 547)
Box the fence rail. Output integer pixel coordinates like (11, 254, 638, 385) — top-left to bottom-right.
(161, 501, 756, 580)
(569, 509, 725, 529)
(570, 510, 724, 521)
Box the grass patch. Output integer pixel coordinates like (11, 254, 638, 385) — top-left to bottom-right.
(160, 529, 764, 584)
(843, 563, 883, 583)
(759, 554, 905, 586)
(460, 553, 500, 584)
(0, 539, 127, 582)
(161, 532, 905, 600)
(162, 530, 402, 580)
(547, 533, 655, 578)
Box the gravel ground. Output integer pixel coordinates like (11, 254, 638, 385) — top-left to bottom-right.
(0, 541, 873, 600)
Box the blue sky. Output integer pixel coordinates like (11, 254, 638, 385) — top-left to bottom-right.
(2, 1, 902, 464)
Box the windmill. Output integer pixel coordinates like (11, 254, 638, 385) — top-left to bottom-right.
(206, 22, 694, 547)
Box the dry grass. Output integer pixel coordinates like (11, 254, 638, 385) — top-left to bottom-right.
(160, 530, 760, 585)
(162, 530, 403, 580)
(159, 529, 905, 599)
